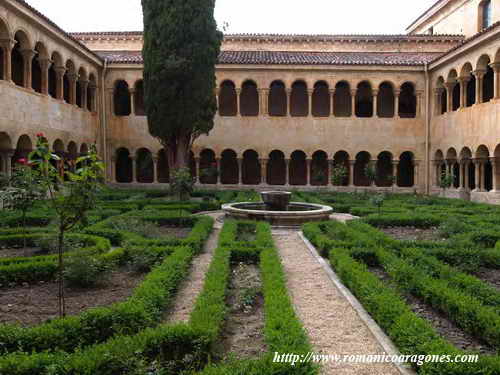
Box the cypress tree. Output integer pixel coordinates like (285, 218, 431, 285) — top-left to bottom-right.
(141, 0, 222, 170)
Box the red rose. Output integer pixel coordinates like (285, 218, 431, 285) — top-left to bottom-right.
(17, 158, 27, 165)
(36, 133, 44, 138)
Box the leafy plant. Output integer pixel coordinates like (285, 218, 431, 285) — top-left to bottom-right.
(29, 133, 104, 317)
(439, 171, 454, 195)
(331, 164, 348, 186)
(370, 194, 385, 214)
(364, 164, 377, 186)
(64, 254, 109, 288)
(110, 217, 163, 239)
(170, 168, 195, 201)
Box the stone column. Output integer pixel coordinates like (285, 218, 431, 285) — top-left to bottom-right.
(348, 160, 355, 187)
(473, 159, 481, 192)
(236, 88, 241, 117)
(413, 160, 420, 188)
(129, 88, 136, 115)
(350, 89, 357, 118)
(458, 77, 469, 109)
(151, 156, 158, 183)
(237, 158, 243, 185)
(370, 160, 377, 187)
(329, 89, 335, 116)
(260, 159, 268, 185)
(458, 160, 466, 190)
(480, 160, 487, 192)
(38, 58, 51, 95)
(308, 89, 313, 117)
(131, 156, 137, 183)
(110, 156, 117, 183)
(372, 89, 378, 117)
(214, 87, 220, 115)
(260, 88, 269, 116)
(284, 159, 290, 186)
(80, 80, 89, 110)
(21, 49, 36, 89)
(89, 84, 97, 112)
(392, 160, 399, 187)
(54, 67, 66, 100)
(394, 90, 401, 118)
(5, 151, 14, 178)
(215, 158, 221, 185)
(67, 73, 78, 105)
(445, 82, 455, 112)
(489, 62, 500, 100)
(464, 160, 471, 190)
(473, 70, 485, 105)
(0, 39, 16, 82)
(491, 157, 500, 192)
(286, 88, 291, 117)
(416, 90, 423, 117)
(306, 159, 312, 185)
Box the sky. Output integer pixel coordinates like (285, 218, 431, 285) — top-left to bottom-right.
(23, 0, 438, 35)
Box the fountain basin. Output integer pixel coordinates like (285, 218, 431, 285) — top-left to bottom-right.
(261, 191, 291, 211)
(222, 202, 334, 227)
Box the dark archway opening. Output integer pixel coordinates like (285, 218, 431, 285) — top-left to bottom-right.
(32, 57, 42, 93)
(289, 150, 307, 185)
(354, 152, 371, 186)
(311, 151, 328, 186)
(136, 149, 154, 183)
(48, 64, 57, 98)
(399, 83, 417, 118)
(242, 150, 260, 185)
(334, 81, 351, 117)
(267, 150, 286, 185)
(135, 80, 145, 116)
(440, 89, 447, 114)
(398, 152, 414, 187)
(220, 149, 239, 185)
(452, 83, 460, 111)
(158, 149, 170, 183)
(377, 83, 394, 118)
(63, 73, 70, 103)
(312, 82, 330, 117)
(466, 75, 476, 107)
(376, 152, 393, 187)
(290, 81, 308, 117)
(219, 81, 237, 116)
(240, 81, 259, 116)
(11, 40, 24, 87)
(333, 151, 350, 186)
(116, 148, 132, 183)
(114, 80, 131, 116)
(355, 82, 373, 118)
(269, 81, 287, 117)
(483, 65, 494, 103)
(199, 149, 217, 184)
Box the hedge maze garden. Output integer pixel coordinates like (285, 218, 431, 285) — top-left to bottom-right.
(0, 188, 500, 374)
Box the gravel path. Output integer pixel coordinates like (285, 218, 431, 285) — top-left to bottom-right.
(164, 228, 219, 323)
(274, 230, 400, 375)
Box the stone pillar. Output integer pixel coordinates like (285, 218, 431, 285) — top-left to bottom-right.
(416, 90, 423, 117)
(129, 88, 136, 115)
(131, 156, 137, 183)
(38, 58, 51, 95)
(329, 89, 335, 117)
(491, 157, 500, 192)
(464, 160, 471, 190)
(54, 67, 66, 100)
(473, 70, 485, 104)
(110, 156, 117, 183)
(284, 159, 290, 186)
(308, 89, 313, 117)
(152, 156, 158, 183)
(286, 88, 292, 117)
(215, 87, 220, 115)
(372, 90, 378, 117)
(370, 160, 377, 187)
(392, 160, 399, 187)
(215, 158, 221, 185)
(236, 88, 241, 117)
(458, 77, 469, 109)
(350, 89, 356, 118)
(5, 151, 14, 177)
(67, 73, 78, 105)
(490, 62, 500, 100)
(473, 159, 481, 192)
(89, 84, 97, 112)
(260, 158, 268, 185)
(80, 80, 89, 110)
(306, 159, 312, 185)
(260, 88, 269, 116)
(348, 160, 355, 187)
(480, 160, 486, 192)
(394, 90, 401, 118)
(445, 82, 455, 112)
(237, 158, 243, 185)
(0, 39, 16, 82)
(458, 160, 466, 190)
(21, 49, 36, 89)
(413, 160, 420, 188)
(107, 87, 115, 115)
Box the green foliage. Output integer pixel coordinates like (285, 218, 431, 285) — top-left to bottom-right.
(369, 194, 385, 214)
(364, 164, 377, 185)
(439, 171, 454, 192)
(331, 164, 348, 186)
(141, 0, 222, 169)
(170, 167, 195, 201)
(64, 254, 109, 288)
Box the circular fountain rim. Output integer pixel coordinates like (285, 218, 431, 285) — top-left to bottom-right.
(222, 201, 333, 217)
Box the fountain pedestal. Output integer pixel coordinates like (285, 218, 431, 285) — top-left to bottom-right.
(261, 191, 291, 211)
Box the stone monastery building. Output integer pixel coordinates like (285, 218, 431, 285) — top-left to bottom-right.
(1, 0, 500, 203)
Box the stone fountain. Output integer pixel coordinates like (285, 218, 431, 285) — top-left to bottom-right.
(222, 191, 333, 227)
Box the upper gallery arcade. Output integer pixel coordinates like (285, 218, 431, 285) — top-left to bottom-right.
(1, 0, 500, 204)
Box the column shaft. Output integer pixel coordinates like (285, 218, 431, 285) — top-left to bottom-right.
(260, 159, 267, 185)
(348, 160, 355, 187)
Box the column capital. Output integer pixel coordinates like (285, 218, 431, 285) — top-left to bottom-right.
(472, 69, 486, 79)
(416, 89, 424, 96)
(259, 158, 269, 163)
(235, 88, 242, 95)
(348, 160, 356, 166)
(329, 89, 336, 95)
(459, 158, 471, 166)
(392, 160, 400, 166)
(285, 88, 292, 95)
(54, 66, 66, 76)
(457, 76, 471, 84)
(20, 49, 36, 60)
(128, 88, 136, 94)
(259, 87, 270, 93)
(394, 89, 401, 96)
(434, 87, 445, 95)
(372, 89, 379, 96)
(412, 159, 421, 167)
(489, 62, 500, 71)
(0, 38, 16, 50)
(350, 89, 357, 97)
(67, 72, 78, 82)
(37, 57, 52, 69)
(444, 81, 456, 91)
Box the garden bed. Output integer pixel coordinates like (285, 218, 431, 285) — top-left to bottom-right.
(474, 267, 500, 290)
(0, 247, 46, 258)
(216, 262, 266, 360)
(158, 226, 192, 239)
(0, 268, 144, 326)
(380, 226, 444, 241)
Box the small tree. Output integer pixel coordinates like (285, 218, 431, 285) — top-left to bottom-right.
(0, 162, 45, 248)
(364, 165, 377, 186)
(331, 164, 348, 186)
(170, 167, 195, 201)
(387, 175, 397, 193)
(439, 171, 454, 196)
(30, 134, 104, 317)
(370, 194, 385, 214)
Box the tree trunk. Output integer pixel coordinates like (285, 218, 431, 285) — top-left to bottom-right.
(57, 229, 66, 318)
(165, 133, 191, 172)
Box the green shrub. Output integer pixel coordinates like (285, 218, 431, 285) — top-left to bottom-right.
(64, 254, 110, 288)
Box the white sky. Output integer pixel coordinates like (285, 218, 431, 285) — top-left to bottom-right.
(24, 0, 438, 35)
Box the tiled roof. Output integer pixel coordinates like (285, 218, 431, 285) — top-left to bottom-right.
(73, 31, 464, 43)
(97, 50, 443, 66)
